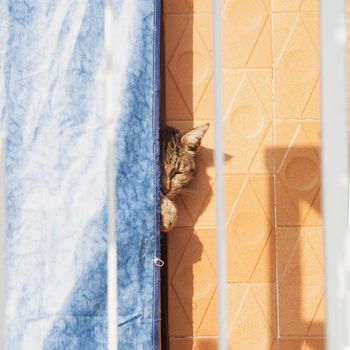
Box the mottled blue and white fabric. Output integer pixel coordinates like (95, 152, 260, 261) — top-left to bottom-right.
(0, 1, 160, 349)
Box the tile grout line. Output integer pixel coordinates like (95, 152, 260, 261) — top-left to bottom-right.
(271, 1, 281, 346)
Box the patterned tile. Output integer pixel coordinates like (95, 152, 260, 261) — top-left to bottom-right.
(223, 70, 273, 174)
(192, 15, 214, 120)
(273, 12, 319, 118)
(168, 286, 193, 337)
(192, 175, 244, 228)
(163, 0, 191, 14)
(277, 227, 324, 336)
(196, 288, 217, 336)
(272, 0, 319, 12)
(227, 284, 276, 349)
(165, 0, 324, 348)
(169, 338, 193, 350)
(168, 21, 212, 117)
(169, 337, 218, 350)
(193, 338, 218, 349)
(164, 15, 193, 120)
(168, 227, 194, 278)
(222, 0, 272, 68)
(275, 121, 321, 226)
(171, 233, 217, 334)
(227, 176, 275, 282)
(187, 0, 212, 13)
(278, 338, 324, 350)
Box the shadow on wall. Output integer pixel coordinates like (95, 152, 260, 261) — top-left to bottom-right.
(163, 150, 323, 350)
(160, 2, 218, 348)
(268, 146, 323, 350)
(162, 1, 323, 349)
(160, 2, 195, 348)
(162, 124, 324, 348)
(164, 151, 218, 350)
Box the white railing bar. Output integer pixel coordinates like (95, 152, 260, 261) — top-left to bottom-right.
(0, 137, 6, 350)
(320, 1, 349, 349)
(212, 1, 228, 349)
(104, 1, 118, 349)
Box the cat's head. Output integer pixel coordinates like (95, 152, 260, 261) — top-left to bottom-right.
(160, 123, 209, 199)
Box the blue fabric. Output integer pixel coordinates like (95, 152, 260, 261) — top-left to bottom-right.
(0, 0, 160, 349)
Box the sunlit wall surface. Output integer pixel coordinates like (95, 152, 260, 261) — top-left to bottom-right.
(163, 0, 324, 348)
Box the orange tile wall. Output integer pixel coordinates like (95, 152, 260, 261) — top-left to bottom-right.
(162, 0, 324, 349)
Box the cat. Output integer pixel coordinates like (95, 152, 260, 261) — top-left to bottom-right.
(159, 123, 209, 232)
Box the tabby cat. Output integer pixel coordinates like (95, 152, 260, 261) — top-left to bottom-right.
(160, 123, 209, 232)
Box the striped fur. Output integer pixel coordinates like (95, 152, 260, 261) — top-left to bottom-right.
(160, 124, 209, 232)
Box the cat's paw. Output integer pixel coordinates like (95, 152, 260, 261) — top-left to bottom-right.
(160, 193, 177, 232)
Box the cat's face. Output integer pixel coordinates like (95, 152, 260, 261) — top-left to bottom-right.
(160, 123, 209, 199)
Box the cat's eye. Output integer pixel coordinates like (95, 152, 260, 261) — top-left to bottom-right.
(171, 171, 182, 178)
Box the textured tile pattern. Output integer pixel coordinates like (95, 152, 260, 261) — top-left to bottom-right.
(164, 0, 324, 348)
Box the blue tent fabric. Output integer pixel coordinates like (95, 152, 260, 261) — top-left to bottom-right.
(0, 0, 161, 349)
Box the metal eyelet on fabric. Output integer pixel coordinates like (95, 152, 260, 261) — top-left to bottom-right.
(153, 257, 165, 267)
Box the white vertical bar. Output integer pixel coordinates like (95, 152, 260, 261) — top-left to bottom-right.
(320, 1, 349, 349)
(212, 1, 228, 349)
(104, 1, 118, 350)
(0, 137, 6, 350)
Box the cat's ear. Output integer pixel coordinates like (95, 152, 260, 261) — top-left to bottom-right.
(181, 123, 209, 152)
